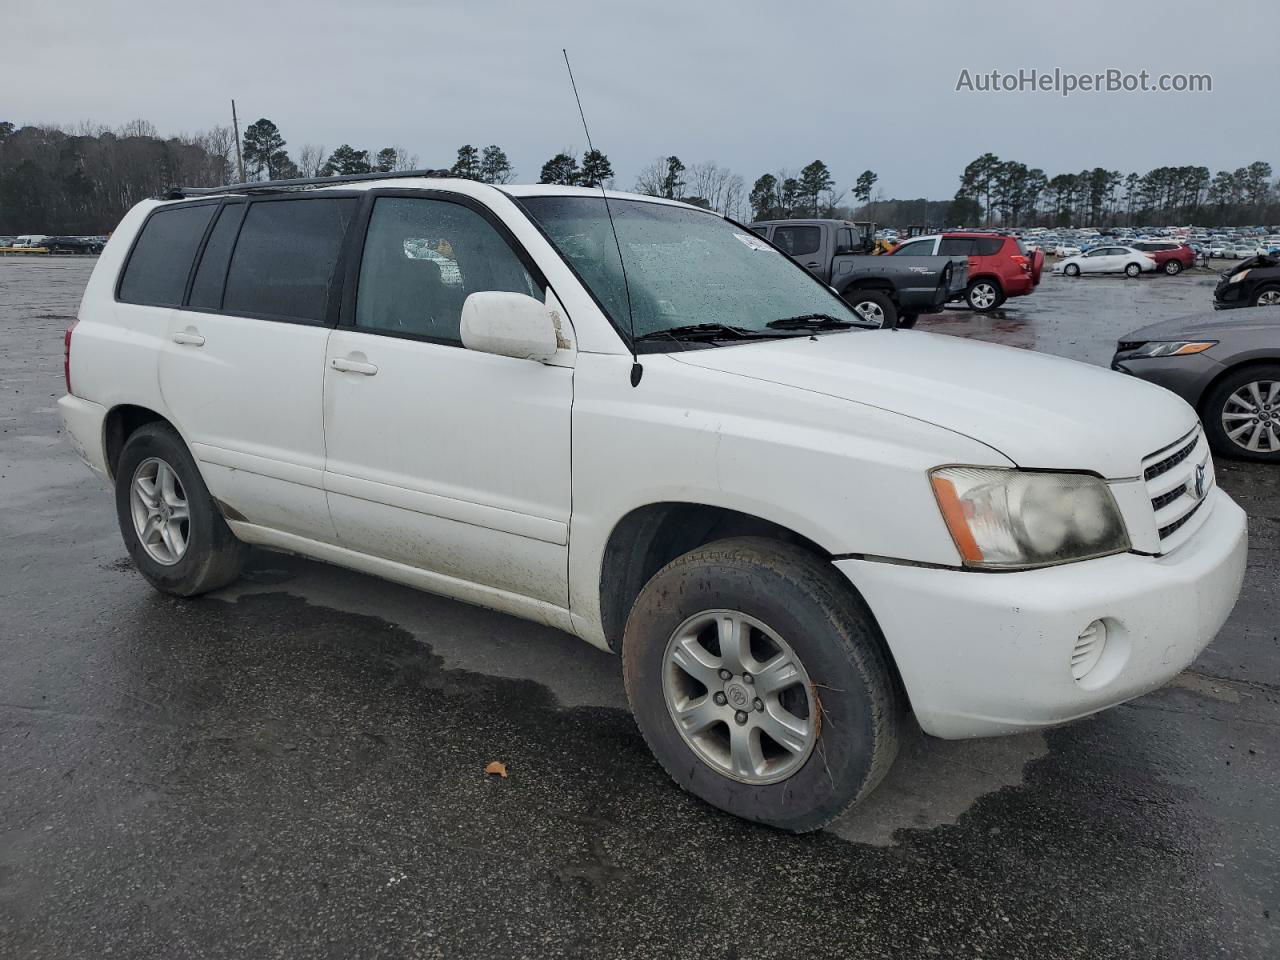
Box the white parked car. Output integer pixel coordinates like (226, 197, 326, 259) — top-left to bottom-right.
(59, 174, 1247, 832)
(1054, 245, 1158, 277)
(1208, 242, 1231, 259)
(1053, 243, 1082, 257)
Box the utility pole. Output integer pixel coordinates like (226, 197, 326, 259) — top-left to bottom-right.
(231, 99, 245, 183)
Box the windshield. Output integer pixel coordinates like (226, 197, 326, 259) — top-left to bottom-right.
(520, 196, 862, 348)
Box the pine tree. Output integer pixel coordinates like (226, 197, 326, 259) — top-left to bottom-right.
(539, 152, 579, 185)
(479, 145, 514, 184)
(241, 118, 290, 180)
(579, 149, 614, 187)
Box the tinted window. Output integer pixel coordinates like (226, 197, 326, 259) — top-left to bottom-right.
(938, 237, 975, 256)
(118, 204, 216, 306)
(772, 225, 821, 257)
(973, 237, 1005, 256)
(223, 198, 356, 322)
(893, 239, 935, 256)
(355, 197, 540, 343)
(749, 226, 769, 237)
(188, 204, 245, 310)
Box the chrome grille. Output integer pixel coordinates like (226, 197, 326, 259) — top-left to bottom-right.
(1142, 426, 1214, 551)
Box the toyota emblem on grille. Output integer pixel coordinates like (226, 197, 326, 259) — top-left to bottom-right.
(1194, 462, 1207, 500)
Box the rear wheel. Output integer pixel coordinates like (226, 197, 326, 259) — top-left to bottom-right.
(1251, 285, 1280, 307)
(1125, 262, 1142, 278)
(623, 537, 902, 832)
(842, 288, 897, 328)
(114, 422, 247, 595)
(965, 279, 1004, 311)
(1202, 364, 1280, 462)
(1163, 259, 1182, 275)
(897, 313, 918, 329)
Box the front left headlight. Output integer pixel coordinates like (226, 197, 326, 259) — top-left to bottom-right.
(1123, 340, 1217, 358)
(930, 467, 1130, 569)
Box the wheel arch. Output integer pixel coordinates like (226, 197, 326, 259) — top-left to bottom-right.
(103, 404, 174, 482)
(599, 502, 833, 654)
(1197, 357, 1280, 419)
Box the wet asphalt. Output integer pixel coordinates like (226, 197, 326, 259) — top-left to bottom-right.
(1, 257, 1277, 959)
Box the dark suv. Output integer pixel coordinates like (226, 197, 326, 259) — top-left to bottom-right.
(1215, 254, 1280, 309)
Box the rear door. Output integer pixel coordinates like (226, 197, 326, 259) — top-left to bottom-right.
(157, 194, 357, 540)
(771, 223, 827, 279)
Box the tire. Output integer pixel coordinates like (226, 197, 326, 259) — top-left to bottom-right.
(1201, 363, 1280, 462)
(1064, 263, 1081, 277)
(1163, 259, 1182, 275)
(622, 537, 902, 833)
(1250, 285, 1280, 307)
(897, 313, 919, 329)
(1124, 262, 1142, 278)
(114, 422, 247, 596)
(965, 279, 1004, 311)
(842, 288, 897, 328)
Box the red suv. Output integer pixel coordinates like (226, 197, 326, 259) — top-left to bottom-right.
(891, 232, 1043, 312)
(1130, 241, 1196, 275)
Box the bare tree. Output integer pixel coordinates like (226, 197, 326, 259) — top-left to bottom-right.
(634, 156, 667, 196)
(116, 118, 159, 139)
(687, 162, 745, 217)
(389, 145, 419, 172)
(297, 143, 327, 178)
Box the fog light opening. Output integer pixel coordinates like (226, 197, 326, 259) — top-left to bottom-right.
(1071, 619, 1108, 682)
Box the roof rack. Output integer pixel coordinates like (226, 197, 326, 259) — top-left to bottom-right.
(162, 168, 453, 200)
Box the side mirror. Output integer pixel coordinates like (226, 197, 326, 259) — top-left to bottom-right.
(460, 291, 560, 362)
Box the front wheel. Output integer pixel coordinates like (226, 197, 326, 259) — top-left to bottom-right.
(1064, 263, 1081, 277)
(114, 422, 247, 596)
(897, 313, 919, 329)
(1163, 259, 1182, 275)
(1251, 285, 1280, 307)
(842, 288, 898, 328)
(1125, 262, 1142, 278)
(965, 279, 1004, 311)
(1202, 364, 1280, 462)
(623, 537, 902, 832)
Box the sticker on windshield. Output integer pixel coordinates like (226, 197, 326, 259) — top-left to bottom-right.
(733, 232, 772, 251)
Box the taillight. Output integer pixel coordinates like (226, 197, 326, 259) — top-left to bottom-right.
(1011, 254, 1030, 272)
(64, 321, 78, 395)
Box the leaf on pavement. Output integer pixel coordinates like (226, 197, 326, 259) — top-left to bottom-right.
(484, 761, 508, 779)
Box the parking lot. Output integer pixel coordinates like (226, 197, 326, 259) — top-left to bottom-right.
(2, 256, 1277, 958)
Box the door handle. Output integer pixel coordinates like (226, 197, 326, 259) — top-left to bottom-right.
(172, 330, 205, 346)
(804, 261, 820, 268)
(330, 357, 378, 376)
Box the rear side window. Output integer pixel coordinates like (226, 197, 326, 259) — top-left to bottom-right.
(222, 198, 357, 322)
(973, 237, 1005, 256)
(938, 237, 975, 256)
(188, 204, 246, 310)
(772, 225, 821, 257)
(118, 204, 217, 306)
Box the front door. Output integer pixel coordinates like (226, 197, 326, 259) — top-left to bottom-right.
(322, 193, 574, 616)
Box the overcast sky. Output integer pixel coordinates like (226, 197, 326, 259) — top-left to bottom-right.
(11, 0, 1278, 199)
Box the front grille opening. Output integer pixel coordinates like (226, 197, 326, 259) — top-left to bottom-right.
(1144, 435, 1198, 481)
(1151, 483, 1188, 512)
(1158, 496, 1206, 539)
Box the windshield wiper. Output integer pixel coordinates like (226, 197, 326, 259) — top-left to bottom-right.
(766, 313, 856, 331)
(633, 323, 788, 343)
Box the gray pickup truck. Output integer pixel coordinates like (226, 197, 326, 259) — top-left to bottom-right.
(748, 218, 966, 328)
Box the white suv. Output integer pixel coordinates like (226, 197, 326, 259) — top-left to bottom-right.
(60, 174, 1248, 832)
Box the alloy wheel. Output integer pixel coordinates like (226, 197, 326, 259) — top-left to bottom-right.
(852, 300, 886, 327)
(129, 457, 190, 565)
(1222, 380, 1280, 454)
(1256, 289, 1280, 306)
(969, 283, 997, 309)
(662, 609, 818, 785)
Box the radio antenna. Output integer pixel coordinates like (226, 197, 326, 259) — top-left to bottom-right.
(562, 49, 642, 387)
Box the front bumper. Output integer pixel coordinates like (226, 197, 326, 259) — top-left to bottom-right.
(57, 394, 109, 479)
(836, 488, 1247, 739)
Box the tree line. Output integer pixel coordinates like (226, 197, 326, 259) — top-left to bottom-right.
(4, 114, 1276, 235)
(949, 153, 1280, 228)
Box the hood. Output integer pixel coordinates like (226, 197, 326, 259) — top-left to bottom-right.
(1123, 308, 1280, 342)
(669, 330, 1196, 479)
